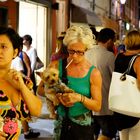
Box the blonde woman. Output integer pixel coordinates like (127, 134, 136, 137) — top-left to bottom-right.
(37, 25, 102, 140)
(114, 30, 140, 140)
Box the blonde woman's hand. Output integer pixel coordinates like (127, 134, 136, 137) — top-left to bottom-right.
(57, 92, 81, 107)
(5, 69, 25, 91)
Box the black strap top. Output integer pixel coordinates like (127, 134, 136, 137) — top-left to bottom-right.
(115, 53, 136, 78)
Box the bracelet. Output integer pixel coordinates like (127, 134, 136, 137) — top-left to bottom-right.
(82, 96, 85, 103)
(80, 95, 85, 103)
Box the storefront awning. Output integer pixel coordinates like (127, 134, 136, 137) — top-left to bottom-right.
(71, 4, 102, 26)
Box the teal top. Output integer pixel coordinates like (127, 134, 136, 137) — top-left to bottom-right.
(57, 59, 95, 118)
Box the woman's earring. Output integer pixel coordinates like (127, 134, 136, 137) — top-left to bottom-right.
(13, 57, 15, 59)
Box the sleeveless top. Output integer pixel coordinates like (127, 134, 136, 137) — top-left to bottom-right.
(0, 90, 30, 139)
(114, 53, 139, 130)
(57, 59, 95, 120)
(115, 53, 136, 77)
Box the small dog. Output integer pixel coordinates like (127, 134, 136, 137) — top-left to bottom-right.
(36, 67, 74, 119)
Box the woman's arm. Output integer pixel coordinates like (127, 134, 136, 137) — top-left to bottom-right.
(20, 83, 42, 117)
(87, 68, 102, 111)
(5, 69, 42, 117)
(36, 80, 45, 97)
(30, 48, 37, 72)
(134, 56, 140, 90)
(23, 52, 32, 78)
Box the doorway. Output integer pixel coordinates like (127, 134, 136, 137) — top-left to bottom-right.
(0, 7, 8, 27)
(18, 1, 51, 84)
(18, 1, 48, 68)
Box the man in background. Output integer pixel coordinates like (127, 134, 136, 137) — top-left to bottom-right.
(86, 28, 117, 140)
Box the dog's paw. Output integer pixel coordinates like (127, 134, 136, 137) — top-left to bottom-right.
(53, 99, 59, 106)
(64, 88, 74, 93)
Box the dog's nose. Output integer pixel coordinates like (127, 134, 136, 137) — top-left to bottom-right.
(45, 76, 49, 81)
(50, 79, 55, 84)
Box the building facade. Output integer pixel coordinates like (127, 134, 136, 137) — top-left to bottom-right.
(0, 0, 139, 63)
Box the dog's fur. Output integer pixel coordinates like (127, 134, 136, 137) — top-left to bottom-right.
(36, 67, 73, 119)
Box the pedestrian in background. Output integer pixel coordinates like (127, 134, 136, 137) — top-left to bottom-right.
(50, 32, 68, 62)
(23, 34, 37, 93)
(19, 39, 32, 79)
(86, 28, 117, 140)
(11, 55, 24, 72)
(114, 30, 140, 140)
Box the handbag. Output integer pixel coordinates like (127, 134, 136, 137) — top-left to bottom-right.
(109, 54, 140, 117)
(34, 56, 44, 70)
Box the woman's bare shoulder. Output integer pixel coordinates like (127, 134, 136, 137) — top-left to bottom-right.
(91, 68, 101, 78)
(90, 67, 102, 84)
(134, 56, 140, 72)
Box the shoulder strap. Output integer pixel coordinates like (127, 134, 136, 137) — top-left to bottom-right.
(61, 58, 69, 117)
(19, 52, 23, 62)
(62, 58, 68, 85)
(126, 54, 140, 74)
(89, 65, 95, 73)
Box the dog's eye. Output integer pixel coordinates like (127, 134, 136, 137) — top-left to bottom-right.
(53, 74, 56, 76)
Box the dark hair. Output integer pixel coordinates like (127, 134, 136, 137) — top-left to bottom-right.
(90, 27, 99, 39)
(0, 26, 22, 52)
(23, 34, 32, 45)
(97, 28, 115, 43)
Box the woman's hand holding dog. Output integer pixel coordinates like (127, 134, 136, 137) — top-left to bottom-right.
(0, 131, 8, 140)
(57, 92, 81, 107)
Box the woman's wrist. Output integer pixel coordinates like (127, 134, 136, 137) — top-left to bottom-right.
(19, 82, 28, 92)
(80, 94, 85, 103)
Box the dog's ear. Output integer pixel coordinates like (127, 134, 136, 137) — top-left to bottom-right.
(36, 72, 43, 78)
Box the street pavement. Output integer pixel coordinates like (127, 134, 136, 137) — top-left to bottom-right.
(19, 96, 55, 140)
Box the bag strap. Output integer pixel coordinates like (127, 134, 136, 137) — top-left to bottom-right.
(125, 54, 140, 74)
(62, 58, 68, 85)
(61, 58, 69, 117)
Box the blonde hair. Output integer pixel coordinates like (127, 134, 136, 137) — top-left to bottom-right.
(63, 25, 96, 49)
(124, 30, 140, 50)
